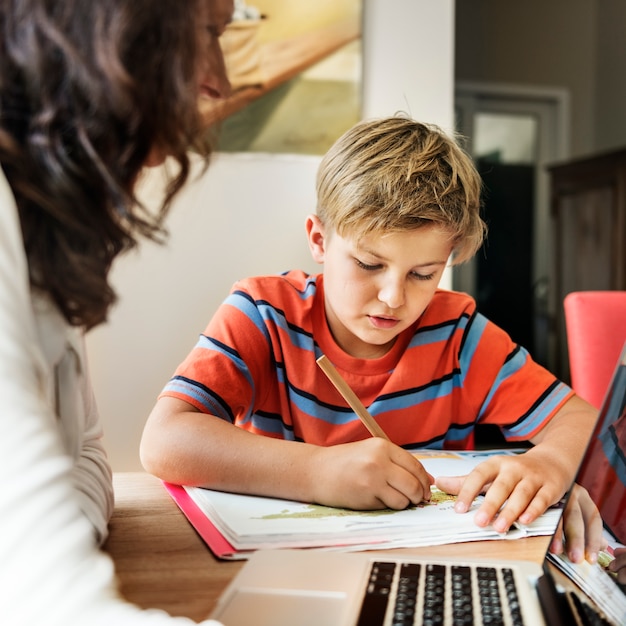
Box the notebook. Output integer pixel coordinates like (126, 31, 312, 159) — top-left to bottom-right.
(210, 342, 626, 626)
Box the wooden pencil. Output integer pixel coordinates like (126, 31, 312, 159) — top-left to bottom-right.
(316, 354, 390, 441)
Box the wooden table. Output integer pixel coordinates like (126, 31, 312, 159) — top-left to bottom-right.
(104, 472, 552, 622)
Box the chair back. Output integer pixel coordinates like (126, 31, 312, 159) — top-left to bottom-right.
(564, 291, 626, 409)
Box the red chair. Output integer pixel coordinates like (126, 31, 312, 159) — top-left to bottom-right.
(563, 291, 626, 409)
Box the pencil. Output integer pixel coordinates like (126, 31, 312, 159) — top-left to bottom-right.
(316, 354, 390, 441)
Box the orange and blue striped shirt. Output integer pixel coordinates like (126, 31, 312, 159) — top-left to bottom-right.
(161, 270, 573, 449)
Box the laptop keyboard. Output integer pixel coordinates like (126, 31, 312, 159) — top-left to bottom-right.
(356, 561, 524, 626)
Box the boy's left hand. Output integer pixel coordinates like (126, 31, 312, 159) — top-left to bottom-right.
(435, 449, 569, 533)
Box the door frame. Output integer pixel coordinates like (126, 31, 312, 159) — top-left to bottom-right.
(454, 81, 571, 367)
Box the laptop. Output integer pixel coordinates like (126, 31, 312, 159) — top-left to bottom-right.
(210, 343, 626, 626)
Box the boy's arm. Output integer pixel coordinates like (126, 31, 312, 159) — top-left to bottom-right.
(140, 396, 433, 511)
(436, 395, 597, 532)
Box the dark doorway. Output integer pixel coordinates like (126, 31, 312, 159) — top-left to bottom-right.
(475, 158, 536, 357)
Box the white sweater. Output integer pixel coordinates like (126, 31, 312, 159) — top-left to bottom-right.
(0, 169, 222, 626)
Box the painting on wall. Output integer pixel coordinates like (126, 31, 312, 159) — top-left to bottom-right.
(209, 0, 362, 156)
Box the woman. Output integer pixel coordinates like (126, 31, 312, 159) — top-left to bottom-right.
(0, 0, 232, 623)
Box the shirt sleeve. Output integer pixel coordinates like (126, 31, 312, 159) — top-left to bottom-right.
(30, 286, 115, 544)
(461, 309, 574, 439)
(160, 285, 270, 422)
(0, 174, 225, 624)
(70, 351, 115, 545)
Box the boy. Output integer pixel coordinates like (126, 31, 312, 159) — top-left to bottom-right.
(141, 116, 597, 538)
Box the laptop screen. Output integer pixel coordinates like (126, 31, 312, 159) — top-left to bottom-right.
(575, 342, 626, 544)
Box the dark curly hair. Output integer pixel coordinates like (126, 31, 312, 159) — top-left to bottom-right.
(0, 0, 211, 329)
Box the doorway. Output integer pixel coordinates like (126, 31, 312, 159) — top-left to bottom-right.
(453, 82, 570, 370)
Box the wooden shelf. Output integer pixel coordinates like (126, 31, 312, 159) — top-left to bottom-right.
(200, 16, 361, 127)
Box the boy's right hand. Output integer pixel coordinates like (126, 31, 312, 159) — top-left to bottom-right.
(309, 438, 433, 511)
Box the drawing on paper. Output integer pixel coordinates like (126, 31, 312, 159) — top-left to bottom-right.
(257, 487, 457, 521)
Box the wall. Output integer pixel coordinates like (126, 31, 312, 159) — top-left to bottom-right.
(86, 0, 455, 471)
(362, 0, 455, 130)
(86, 153, 320, 471)
(595, 1, 626, 153)
(455, 0, 626, 158)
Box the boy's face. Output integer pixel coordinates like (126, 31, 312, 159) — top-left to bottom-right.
(306, 215, 453, 359)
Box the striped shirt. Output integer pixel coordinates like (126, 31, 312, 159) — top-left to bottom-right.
(161, 270, 573, 449)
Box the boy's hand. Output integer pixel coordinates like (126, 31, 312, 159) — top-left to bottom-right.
(550, 483, 606, 563)
(435, 450, 569, 532)
(310, 438, 433, 510)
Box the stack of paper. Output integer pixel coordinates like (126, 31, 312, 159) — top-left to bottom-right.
(164, 449, 562, 560)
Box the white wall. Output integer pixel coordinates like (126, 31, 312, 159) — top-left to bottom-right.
(86, 153, 320, 470)
(87, 0, 456, 470)
(362, 0, 455, 129)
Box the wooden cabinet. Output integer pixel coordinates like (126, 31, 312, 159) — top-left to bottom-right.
(548, 148, 626, 381)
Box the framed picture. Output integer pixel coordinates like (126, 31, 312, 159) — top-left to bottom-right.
(213, 0, 362, 156)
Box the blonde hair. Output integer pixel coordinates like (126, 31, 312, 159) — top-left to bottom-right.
(315, 116, 486, 264)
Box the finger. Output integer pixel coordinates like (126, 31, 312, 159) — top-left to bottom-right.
(561, 499, 586, 563)
(391, 451, 434, 503)
(453, 464, 498, 516)
(342, 480, 411, 511)
(378, 472, 430, 510)
(374, 488, 411, 511)
(609, 551, 626, 584)
(434, 474, 465, 496)
(583, 515, 606, 564)
(474, 481, 517, 530)
(517, 493, 555, 526)
(494, 477, 560, 534)
(560, 486, 606, 564)
(549, 519, 565, 555)
(473, 474, 543, 531)
(611, 547, 626, 560)
(497, 484, 553, 532)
